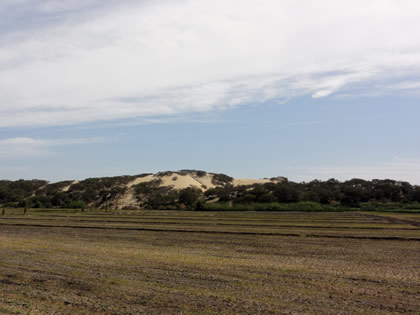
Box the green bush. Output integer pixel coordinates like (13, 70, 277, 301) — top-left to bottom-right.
(67, 200, 86, 209)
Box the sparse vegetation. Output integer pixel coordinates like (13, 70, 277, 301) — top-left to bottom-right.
(211, 173, 234, 185)
(178, 169, 207, 177)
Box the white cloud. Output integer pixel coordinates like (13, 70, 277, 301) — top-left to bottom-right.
(1, 0, 420, 127)
(389, 81, 420, 90)
(0, 137, 103, 157)
(38, 0, 98, 13)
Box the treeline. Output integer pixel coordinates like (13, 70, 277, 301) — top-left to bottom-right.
(202, 178, 420, 206)
(0, 176, 138, 209)
(0, 179, 48, 207)
(1, 175, 420, 211)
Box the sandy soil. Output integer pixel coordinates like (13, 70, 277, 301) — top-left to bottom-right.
(127, 173, 217, 192)
(160, 175, 208, 191)
(61, 181, 79, 192)
(192, 174, 217, 190)
(114, 189, 138, 210)
(126, 175, 155, 187)
(232, 178, 273, 186)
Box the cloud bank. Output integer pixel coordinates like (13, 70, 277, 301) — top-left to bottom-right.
(1, 0, 420, 127)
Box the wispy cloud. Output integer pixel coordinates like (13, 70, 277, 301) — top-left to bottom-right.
(1, 0, 420, 127)
(0, 137, 104, 157)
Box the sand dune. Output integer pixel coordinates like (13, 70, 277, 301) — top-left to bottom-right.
(127, 175, 155, 187)
(126, 173, 217, 192)
(233, 178, 272, 186)
(61, 180, 79, 192)
(124, 172, 284, 193)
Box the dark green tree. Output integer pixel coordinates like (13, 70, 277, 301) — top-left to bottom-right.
(179, 188, 202, 210)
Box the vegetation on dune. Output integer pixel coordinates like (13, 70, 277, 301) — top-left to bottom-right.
(211, 173, 234, 185)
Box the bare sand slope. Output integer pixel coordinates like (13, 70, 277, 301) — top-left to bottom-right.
(125, 173, 285, 193)
(233, 178, 272, 186)
(126, 173, 216, 192)
(232, 177, 287, 187)
(127, 175, 155, 187)
(119, 173, 215, 209)
(61, 180, 79, 192)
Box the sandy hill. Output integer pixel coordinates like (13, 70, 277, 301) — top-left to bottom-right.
(61, 171, 285, 193)
(0, 170, 287, 210)
(118, 171, 286, 209)
(53, 170, 286, 209)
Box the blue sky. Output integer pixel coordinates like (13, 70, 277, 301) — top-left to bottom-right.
(1, 0, 420, 184)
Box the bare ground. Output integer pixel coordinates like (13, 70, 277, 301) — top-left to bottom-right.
(0, 212, 419, 314)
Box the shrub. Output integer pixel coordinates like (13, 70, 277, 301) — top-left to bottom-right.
(67, 200, 86, 209)
(211, 173, 234, 185)
(179, 188, 202, 210)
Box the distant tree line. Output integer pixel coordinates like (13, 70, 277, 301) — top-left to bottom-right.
(1, 175, 420, 211)
(200, 178, 420, 211)
(204, 178, 420, 206)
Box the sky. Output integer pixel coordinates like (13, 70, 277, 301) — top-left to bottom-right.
(1, 0, 420, 184)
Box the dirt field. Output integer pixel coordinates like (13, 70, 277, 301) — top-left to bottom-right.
(0, 210, 419, 314)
